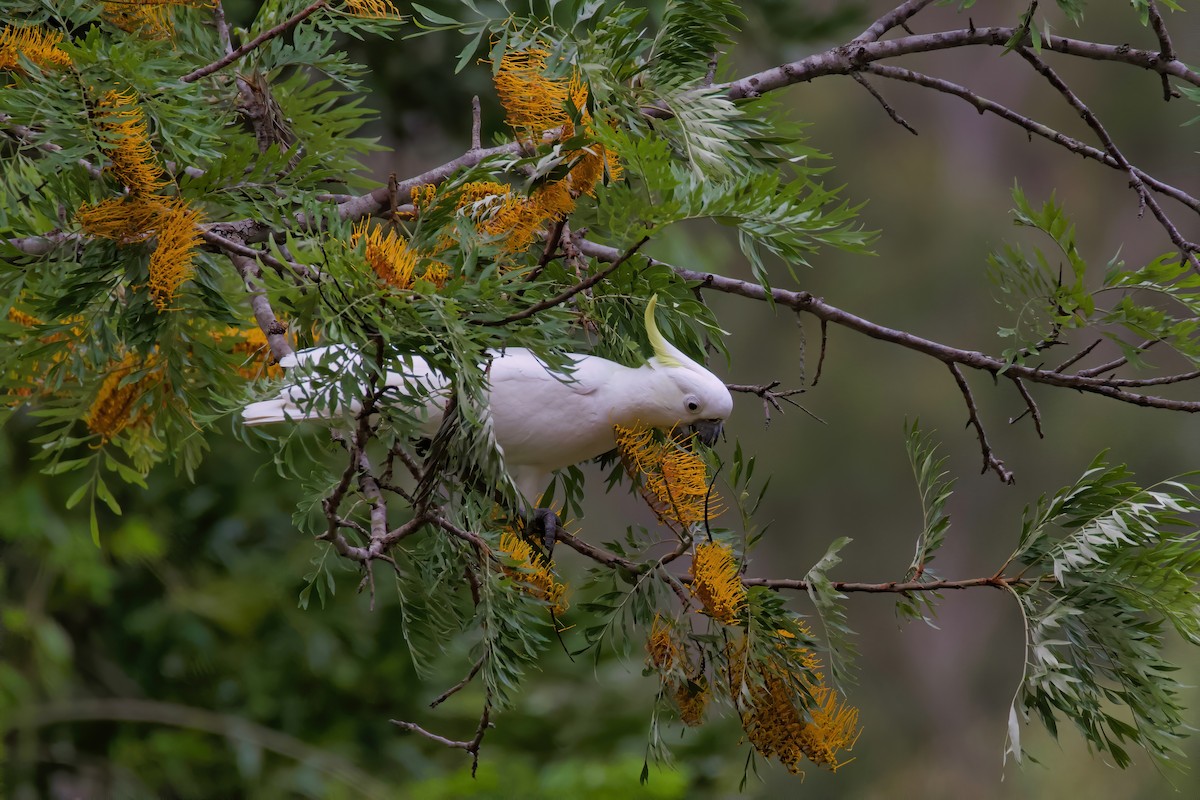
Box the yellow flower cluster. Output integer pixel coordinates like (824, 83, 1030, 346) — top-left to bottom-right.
(217, 326, 283, 381)
(614, 423, 722, 530)
(0, 25, 71, 73)
(351, 220, 450, 290)
(689, 541, 746, 624)
(5, 307, 85, 405)
(94, 89, 167, 193)
(646, 615, 709, 726)
(674, 679, 709, 727)
(727, 631, 860, 775)
(148, 200, 204, 311)
(101, 0, 213, 39)
(343, 0, 402, 18)
(6, 307, 42, 328)
(495, 49, 622, 191)
(497, 530, 568, 616)
(647, 614, 680, 671)
(494, 49, 590, 141)
(85, 353, 158, 442)
(76, 91, 204, 311)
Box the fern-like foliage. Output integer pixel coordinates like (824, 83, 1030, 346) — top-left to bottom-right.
(896, 421, 955, 625)
(1004, 456, 1200, 768)
(988, 184, 1198, 367)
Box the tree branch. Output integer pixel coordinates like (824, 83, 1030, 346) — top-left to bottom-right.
(574, 239, 1200, 413)
(1016, 47, 1200, 272)
(181, 1, 330, 84)
(949, 362, 1015, 483)
(853, 0, 938, 44)
(723, 27, 1200, 100)
(228, 252, 294, 362)
(477, 235, 650, 326)
(861, 63, 1199, 214)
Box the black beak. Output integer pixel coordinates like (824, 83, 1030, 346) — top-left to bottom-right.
(690, 419, 724, 447)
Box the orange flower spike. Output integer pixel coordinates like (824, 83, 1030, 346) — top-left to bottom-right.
(148, 199, 204, 311)
(77, 196, 164, 243)
(690, 541, 745, 625)
(0, 25, 71, 73)
(224, 326, 282, 380)
(85, 354, 156, 441)
(353, 220, 420, 289)
(7, 307, 43, 328)
(344, 0, 402, 18)
(646, 614, 679, 671)
(494, 49, 571, 138)
(674, 680, 709, 726)
(95, 90, 167, 193)
(101, 0, 213, 38)
(498, 530, 569, 615)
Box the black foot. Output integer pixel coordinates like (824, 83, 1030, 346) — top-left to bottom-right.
(524, 507, 560, 560)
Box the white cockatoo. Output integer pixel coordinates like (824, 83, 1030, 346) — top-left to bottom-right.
(243, 296, 733, 516)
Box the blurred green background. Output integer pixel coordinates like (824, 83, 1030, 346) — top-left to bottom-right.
(3, 1, 1199, 797)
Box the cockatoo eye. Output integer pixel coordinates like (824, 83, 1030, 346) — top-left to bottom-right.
(685, 397, 700, 413)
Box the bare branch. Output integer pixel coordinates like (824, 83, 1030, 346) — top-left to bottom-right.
(470, 95, 482, 151)
(724, 27, 1200, 100)
(1052, 339, 1102, 373)
(227, 252, 294, 362)
(726, 381, 806, 426)
(429, 656, 486, 709)
(1146, 1, 1179, 101)
(1008, 375, 1044, 438)
(577, 240, 1200, 413)
(851, 72, 918, 135)
(853, 0, 938, 44)
(949, 363, 1015, 484)
(1016, 48, 1200, 271)
(740, 574, 1038, 592)
(862, 63, 1200, 213)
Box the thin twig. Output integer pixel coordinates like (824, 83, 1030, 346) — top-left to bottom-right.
(853, 0, 938, 44)
(1008, 375, 1044, 438)
(851, 72, 918, 134)
(1017, 48, 1200, 272)
(1146, 1, 1179, 102)
(948, 363, 1015, 483)
(181, 1, 329, 83)
(429, 656, 486, 709)
(478, 235, 650, 326)
(577, 240, 1200, 413)
(863, 63, 1200, 213)
(726, 382, 805, 426)
(812, 318, 829, 387)
(1052, 339, 1102, 373)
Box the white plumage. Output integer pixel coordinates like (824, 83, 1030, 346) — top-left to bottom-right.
(242, 297, 733, 505)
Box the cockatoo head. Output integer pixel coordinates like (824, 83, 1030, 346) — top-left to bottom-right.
(643, 296, 733, 446)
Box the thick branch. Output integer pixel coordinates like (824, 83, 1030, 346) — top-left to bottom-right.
(574, 239, 1200, 413)
(853, 0, 938, 44)
(228, 252, 294, 361)
(724, 27, 1200, 100)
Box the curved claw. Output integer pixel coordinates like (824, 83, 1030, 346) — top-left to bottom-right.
(524, 508, 560, 560)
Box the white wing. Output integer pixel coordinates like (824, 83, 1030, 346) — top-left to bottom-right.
(242, 346, 447, 428)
